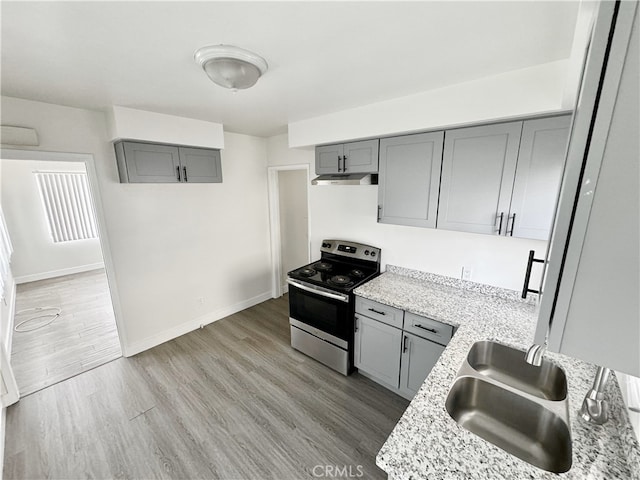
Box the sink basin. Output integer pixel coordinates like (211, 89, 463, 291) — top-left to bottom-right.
(445, 376, 572, 473)
(466, 340, 567, 401)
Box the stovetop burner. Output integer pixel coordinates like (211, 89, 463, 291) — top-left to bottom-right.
(350, 269, 365, 278)
(299, 268, 316, 277)
(314, 262, 333, 272)
(329, 275, 353, 286)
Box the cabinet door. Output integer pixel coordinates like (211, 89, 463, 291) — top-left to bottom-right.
(315, 144, 343, 174)
(122, 141, 181, 183)
(354, 314, 402, 389)
(399, 332, 445, 399)
(378, 132, 444, 228)
(343, 139, 379, 173)
(437, 122, 523, 234)
(178, 147, 222, 183)
(508, 116, 571, 240)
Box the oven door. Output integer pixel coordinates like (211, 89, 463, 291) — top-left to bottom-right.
(287, 278, 352, 344)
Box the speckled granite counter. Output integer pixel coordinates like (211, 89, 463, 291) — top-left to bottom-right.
(354, 267, 640, 480)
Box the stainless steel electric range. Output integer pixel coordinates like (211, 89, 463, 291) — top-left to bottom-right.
(287, 239, 381, 375)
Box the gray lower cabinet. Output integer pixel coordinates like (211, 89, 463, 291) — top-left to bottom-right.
(399, 332, 446, 399)
(315, 139, 379, 175)
(437, 121, 523, 235)
(354, 314, 403, 389)
(354, 296, 452, 400)
(114, 140, 222, 183)
(378, 132, 444, 228)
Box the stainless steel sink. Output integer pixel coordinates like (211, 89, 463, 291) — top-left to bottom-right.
(466, 340, 567, 401)
(445, 376, 572, 473)
(445, 340, 572, 473)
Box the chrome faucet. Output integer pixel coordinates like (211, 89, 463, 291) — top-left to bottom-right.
(525, 343, 546, 366)
(579, 366, 611, 425)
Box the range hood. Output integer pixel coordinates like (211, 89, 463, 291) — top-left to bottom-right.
(311, 173, 376, 185)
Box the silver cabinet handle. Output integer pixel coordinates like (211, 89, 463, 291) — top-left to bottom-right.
(176, 166, 181, 181)
(183, 166, 188, 182)
(286, 278, 349, 303)
(337, 155, 343, 172)
(354, 316, 359, 332)
(343, 154, 348, 172)
(368, 308, 386, 316)
(403, 335, 409, 353)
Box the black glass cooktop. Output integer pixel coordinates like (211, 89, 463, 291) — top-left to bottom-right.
(288, 259, 378, 293)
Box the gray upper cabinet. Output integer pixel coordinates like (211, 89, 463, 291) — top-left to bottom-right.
(437, 121, 523, 235)
(315, 139, 379, 174)
(378, 132, 444, 228)
(509, 116, 571, 240)
(118, 142, 181, 183)
(178, 147, 223, 183)
(115, 140, 222, 184)
(316, 144, 343, 174)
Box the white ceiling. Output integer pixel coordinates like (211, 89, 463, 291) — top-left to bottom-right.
(1, 1, 579, 137)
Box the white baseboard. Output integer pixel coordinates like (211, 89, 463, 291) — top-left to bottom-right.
(0, 407, 5, 480)
(14, 262, 105, 284)
(122, 291, 273, 357)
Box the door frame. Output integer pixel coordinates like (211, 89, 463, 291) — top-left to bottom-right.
(0, 148, 128, 355)
(267, 164, 311, 298)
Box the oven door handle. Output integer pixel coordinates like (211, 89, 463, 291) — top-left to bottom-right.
(286, 278, 350, 303)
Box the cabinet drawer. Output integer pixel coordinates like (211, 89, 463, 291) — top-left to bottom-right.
(355, 296, 404, 328)
(404, 312, 453, 346)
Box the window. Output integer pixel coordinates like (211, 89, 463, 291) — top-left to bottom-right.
(35, 172, 99, 243)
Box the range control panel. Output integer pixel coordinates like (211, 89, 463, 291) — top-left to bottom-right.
(320, 239, 381, 262)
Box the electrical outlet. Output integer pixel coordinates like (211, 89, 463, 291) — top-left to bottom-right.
(462, 267, 472, 281)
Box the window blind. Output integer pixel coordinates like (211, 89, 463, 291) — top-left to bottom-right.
(35, 172, 99, 243)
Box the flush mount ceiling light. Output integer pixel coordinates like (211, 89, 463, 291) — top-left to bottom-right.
(194, 45, 268, 90)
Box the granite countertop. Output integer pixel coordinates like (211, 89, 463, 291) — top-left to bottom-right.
(354, 266, 640, 480)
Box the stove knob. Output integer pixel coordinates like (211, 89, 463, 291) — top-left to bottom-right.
(370, 251, 377, 257)
(364, 250, 370, 255)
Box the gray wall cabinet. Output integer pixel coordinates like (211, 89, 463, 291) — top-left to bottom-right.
(436, 117, 570, 239)
(437, 121, 523, 235)
(115, 141, 222, 183)
(315, 139, 379, 174)
(509, 116, 571, 240)
(378, 132, 444, 228)
(354, 296, 451, 400)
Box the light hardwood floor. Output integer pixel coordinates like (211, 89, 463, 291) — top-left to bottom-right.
(4, 295, 409, 480)
(10, 269, 122, 396)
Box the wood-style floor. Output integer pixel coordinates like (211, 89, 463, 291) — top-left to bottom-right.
(4, 295, 409, 480)
(10, 269, 122, 396)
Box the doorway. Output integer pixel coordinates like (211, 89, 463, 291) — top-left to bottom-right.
(0, 151, 124, 397)
(268, 165, 310, 297)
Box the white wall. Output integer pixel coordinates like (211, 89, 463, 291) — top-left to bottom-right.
(1, 160, 104, 283)
(267, 134, 546, 291)
(288, 60, 568, 147)
(0, 96, 272, 355)
(278, 169, 309, 287)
